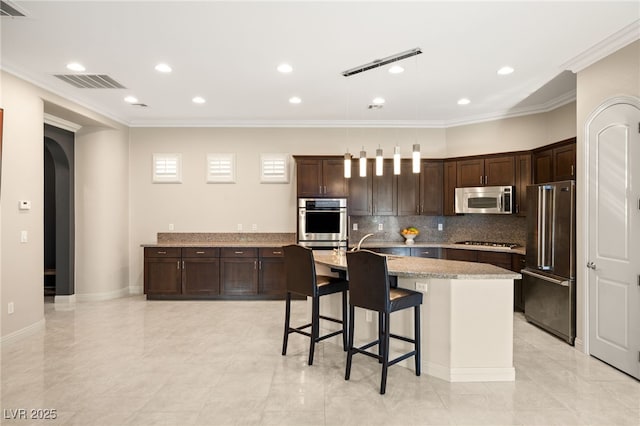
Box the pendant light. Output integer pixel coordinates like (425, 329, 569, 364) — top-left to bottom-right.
(375, 147, 383, 176)
(344, 152, 352, 178)
(412, 143, 421, 173)
(393, 146, 401, 175)
(359, 148, 367, 177)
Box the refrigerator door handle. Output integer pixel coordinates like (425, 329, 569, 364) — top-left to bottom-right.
(537, 186, 545, 268)
(521, 269, 570, 287)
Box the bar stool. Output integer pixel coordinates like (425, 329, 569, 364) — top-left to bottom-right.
(281, 244, 349, 366)
(345, 250, 423, 394)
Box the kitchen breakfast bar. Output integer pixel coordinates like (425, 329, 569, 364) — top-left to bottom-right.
(313, 252, 521, 383)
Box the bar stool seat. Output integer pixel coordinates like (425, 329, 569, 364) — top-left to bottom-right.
(281, 244, 348, 366)
(345, 250, 423, 394)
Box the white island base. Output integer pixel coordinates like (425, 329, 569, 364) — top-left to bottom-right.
(317, 275, 515, 383)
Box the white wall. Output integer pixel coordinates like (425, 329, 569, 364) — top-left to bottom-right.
(0, 71, 130, 339)
(575, 40, 640, 351)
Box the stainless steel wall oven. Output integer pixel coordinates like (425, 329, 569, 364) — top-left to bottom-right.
(297, 198, 347, 249)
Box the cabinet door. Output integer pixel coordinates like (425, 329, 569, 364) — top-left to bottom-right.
(420, 160, 443, 216)
(397, 159, 420, 216)
(372, 160, 397, 216)
(348, 160, 372, 216)
(511, 254, 526, 312)
(145, 258, 182, 295)
(553, 143, 576, 181)
(456, 158, 484, 187)
(515, 154, 532, 217)
(323, 159, 348, 197)
(221, 258, 258, 295)
(485, 155, 515, 186)
(445, 248, 478, 262)
(443, 160, 457, 216)
(533, 148, 553, 184)
(477, 251, 511, 270)
(182, 258, 220, 295)
(296, 159, 323, 197)
(259, 258, 285, 297)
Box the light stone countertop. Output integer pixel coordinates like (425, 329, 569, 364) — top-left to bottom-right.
(141, 241, 294, 248)
(355, 241, 526, 256)
(314, 252, 521, 280)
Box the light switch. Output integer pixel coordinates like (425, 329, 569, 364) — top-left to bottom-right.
(20, 230, 28, 243)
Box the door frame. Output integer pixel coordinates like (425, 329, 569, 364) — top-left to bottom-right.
(582, 95, 640, 355)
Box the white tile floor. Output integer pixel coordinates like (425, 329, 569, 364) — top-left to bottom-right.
(1, 296, 638, 425)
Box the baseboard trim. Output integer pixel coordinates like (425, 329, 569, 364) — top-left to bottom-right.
(54, 294, 77, 305)
(0, 318, 46, 345)
(574, 338, 586, 354)
(128, 285, 143, 295)
(424, 361, 516, 382)
(76, 287, 130, 302)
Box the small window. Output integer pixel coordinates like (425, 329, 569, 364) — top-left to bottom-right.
(207, 153, 236, 183)
(260, 153, 289, 183)
(153, 153, 182, 183)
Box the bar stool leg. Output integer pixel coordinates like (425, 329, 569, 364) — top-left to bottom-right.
(308, 296, 320, 365)
(345, 305, 355, 380)
(415, 305, 421, 376)
(342, 290, 348, 350)
(378, 313, 384, 363)
(380, 311, 391, 395)
(282, 292, 292, 356)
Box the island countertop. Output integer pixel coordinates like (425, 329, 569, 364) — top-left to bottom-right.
(314, 252, 521, 280)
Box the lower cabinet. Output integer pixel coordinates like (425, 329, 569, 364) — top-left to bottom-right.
(144, 246, 285, 299)
(410, 247, 442, 258)
(511, 254, 526, 312)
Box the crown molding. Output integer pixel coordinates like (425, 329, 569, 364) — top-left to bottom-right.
(44, 113, 82, 132)
(562, 19, 640, 73)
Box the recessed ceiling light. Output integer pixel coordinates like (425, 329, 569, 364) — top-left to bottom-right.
(277, 63, 293, 73)
(457, 98, 471, 105)
(66, 62, 86, 72)
(372, 97, 386, 105)
(497, 66, 514, 75)
(192, 96, 206, 104)
(124, 95, 139, 104)
(388, 65, 404, 74)
(155, 63, 172, 73)
(289, 96, 302, 104)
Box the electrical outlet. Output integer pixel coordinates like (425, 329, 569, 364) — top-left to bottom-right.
(378, 223, 384, 231)
(416, 282, 428, 292)
(237, 224, 243, 231)
(20, 230, 28, 243)
(365, 311, 372, 322)
(353, 223, 358, 231)
(168, 223, 174, 231)
(438, 223, 443, 231)
(8, 302, 14, 315)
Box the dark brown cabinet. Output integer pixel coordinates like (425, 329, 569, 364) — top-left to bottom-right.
(369, 247, 411, 256)
(477, 251, 511, 270)
(348, 160, 373, 216)
(511, 254, 526, 312)
(533, 139, 576, 183)
(182, 248, 220, 295)
(397, 159, 420, 215)
(295, 157, 348, 197)
(144, 248, 182, 295)
(221, 248, 259, 296)
(420, 160, 444, 216)
(457, 155, 515, 187)
(443, 160, 457, 216)
(258, 248, 286, 297)
(372, 159, 397, 216)
(444, 248, 478, 262)
(144, 247, 220, 296)
(410, 247, 442, 258)
(515, 154, 532, 216)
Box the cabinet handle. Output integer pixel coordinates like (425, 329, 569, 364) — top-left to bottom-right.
(259, 261, 262, 269)
(254, 260, 257, 270)
(196, 251, 205, 254)
(182, 260, 185, 269)
(516, 204, 519, 213)
(234, 251, 244, 254)
(272, 251, 282, 255)
(157, 251, 167, 255)
(571, 165, 574, 176)
(319, 185, 322, 194)
(485, 175, 488, 185)
(177, 261, 180, 270)
(480, 175, 483, 185)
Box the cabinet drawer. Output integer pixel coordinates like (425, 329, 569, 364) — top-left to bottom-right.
(145, 247, 181, 258)
(259, 247, 284, 258)
(410, 247, 442, 259)
(182, 247, 220, 258)
(221, 248, 258, 258)
(371, 247, 411, 256)
(477, 251, 511, 269)
(445, 248, 478, 262)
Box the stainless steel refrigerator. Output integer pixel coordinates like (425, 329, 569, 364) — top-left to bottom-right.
(523, 180, 576, 345)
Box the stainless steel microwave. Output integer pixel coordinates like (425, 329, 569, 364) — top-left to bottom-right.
(455, 186, 515, 214)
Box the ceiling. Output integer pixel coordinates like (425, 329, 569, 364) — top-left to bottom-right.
(1, 1, 639, 127)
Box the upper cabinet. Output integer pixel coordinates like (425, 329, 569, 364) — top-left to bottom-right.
(372, 159, 397, 216)
(515, 153, 532, 217)
(397, 159, 420, 215)
(533, 138, 576, 183)
(348, 160, 373, 216)
(420, 160, 444, 216)
(443, 160, 457, 216)
(457, 155, 515, 187)
(295, 156, 348, 197)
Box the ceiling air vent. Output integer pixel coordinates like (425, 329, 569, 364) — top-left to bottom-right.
(54, 74, 126, 89)
(1, 0, 26, 17)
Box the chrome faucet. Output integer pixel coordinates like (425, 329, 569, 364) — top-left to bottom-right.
(352, 233, 374, 251)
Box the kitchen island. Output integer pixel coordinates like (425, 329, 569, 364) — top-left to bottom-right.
(314, 252, 521, 383)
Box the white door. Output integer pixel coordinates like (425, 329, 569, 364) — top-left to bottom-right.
(588, 100, 640, 380)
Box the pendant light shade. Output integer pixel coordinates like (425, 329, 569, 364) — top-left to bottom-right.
(375, 147, 383, 176)
(359, 149, 367, 177)
(412, 144, 421, 173)
(393, 146, 401, 175)
(344, 152, 352, 178)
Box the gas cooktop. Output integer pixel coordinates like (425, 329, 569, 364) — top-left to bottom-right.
(456, 240, 520, 249)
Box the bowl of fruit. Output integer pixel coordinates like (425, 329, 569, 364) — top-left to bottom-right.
(400, 227, 419, 245)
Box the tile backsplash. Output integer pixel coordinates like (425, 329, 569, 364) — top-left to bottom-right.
(349, 214, 526, 246)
